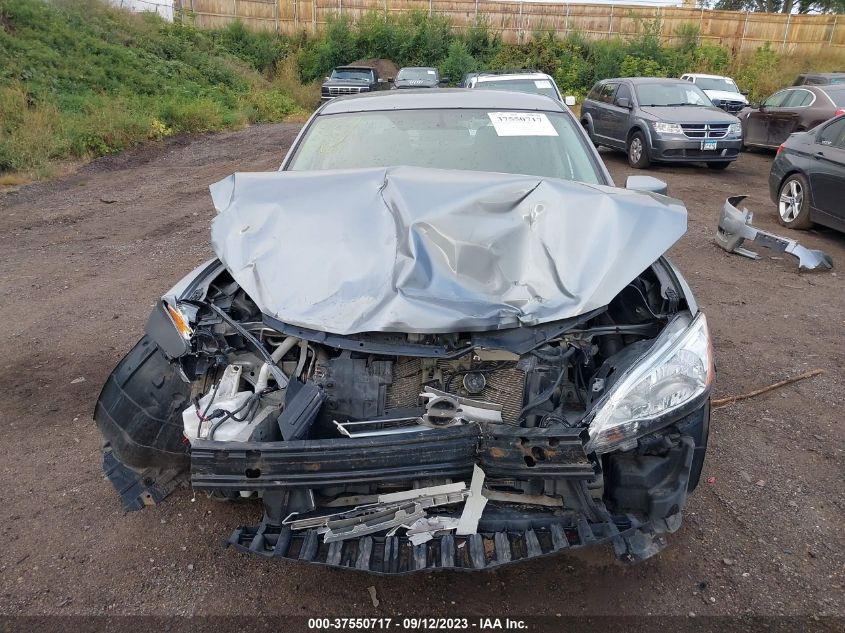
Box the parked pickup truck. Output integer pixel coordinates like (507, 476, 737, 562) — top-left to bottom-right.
(321, 66, 385, 102)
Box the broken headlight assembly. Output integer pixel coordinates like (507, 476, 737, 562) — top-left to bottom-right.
(165, 301, 194, 340)
(585, 312, 713, 455)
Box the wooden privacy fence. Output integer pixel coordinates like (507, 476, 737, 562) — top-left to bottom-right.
(176, 0, 845, 54)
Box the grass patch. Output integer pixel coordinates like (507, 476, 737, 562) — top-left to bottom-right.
(0, 0, 303, 178)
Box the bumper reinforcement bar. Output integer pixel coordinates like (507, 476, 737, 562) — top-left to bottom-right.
(191, 423, 596, 491)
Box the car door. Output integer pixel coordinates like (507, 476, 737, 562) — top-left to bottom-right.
(745, 90, 789, 146)
(808, 117, 845, 225)
(606, 82, 633, 146)
(591, 83, 619, 142)
(766, 89, 813, 147)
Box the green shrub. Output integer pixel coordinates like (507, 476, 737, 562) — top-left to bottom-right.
(463, 18, 501, 65)
(215, 19, 289, 74)
(0, 84, 63, 171)
(246, 89, 298, 123)
(441, 41, 476, 84)
(619, 55, 667, 78)
(732, 43, 782, 103)
(158, 96, 235, 133)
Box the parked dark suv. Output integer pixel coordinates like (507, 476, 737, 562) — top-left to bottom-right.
(581, 78, 743, 169)
(321, 66, 384, 102)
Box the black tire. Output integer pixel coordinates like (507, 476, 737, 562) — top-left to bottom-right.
(582, 119, 600, 148)
(777, 173, 813, 229)
(627, 130, 650, 169)
(706, 162, 731, 170)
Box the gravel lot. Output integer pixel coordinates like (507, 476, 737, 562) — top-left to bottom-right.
(0, 123, 842, 623)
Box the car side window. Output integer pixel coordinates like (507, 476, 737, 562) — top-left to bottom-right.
(615, 83, 631, 104)
(763, 90, 789, 107)
(817, 118, 845, 148)
(599, 83, 618, 103)
(587, 84, 602, 101)
(783, 89, 813, 107)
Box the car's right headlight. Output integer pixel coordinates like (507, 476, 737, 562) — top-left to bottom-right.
(584, 312, 714, 455)
(653, 122, 684, 135)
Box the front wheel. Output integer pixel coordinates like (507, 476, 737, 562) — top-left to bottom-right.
(777, 173, 813, 229)
(706, 162, 731, 170)
(627, 131, 650, 169)
(582, 120, 600, 148)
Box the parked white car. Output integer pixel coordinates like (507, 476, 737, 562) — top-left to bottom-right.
(681, 73, 748, 114)
(461, 70, 576, 105)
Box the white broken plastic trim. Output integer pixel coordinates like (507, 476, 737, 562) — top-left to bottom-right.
(378, 482, 466, 504)
(282, 468, 491, 542)
(406, 517, 462, 546)
(456, 465, 488, 536)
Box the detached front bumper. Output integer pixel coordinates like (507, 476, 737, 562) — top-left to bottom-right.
(651, 137, 742, 163)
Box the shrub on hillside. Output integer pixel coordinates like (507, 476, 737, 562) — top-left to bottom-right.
(441, 41, 476, 84)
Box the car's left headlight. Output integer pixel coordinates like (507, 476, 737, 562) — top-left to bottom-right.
(728, 122, 742, 137)
(653, 122, 684, 135)
(585, 312, 714, 455)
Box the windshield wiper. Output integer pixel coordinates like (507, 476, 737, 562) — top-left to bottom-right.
(663, 103, 706, 107)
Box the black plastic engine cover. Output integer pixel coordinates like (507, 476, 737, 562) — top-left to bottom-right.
(313, 354, 392, 424)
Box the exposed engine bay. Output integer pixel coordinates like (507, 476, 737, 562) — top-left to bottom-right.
(179, 263, 672, 446)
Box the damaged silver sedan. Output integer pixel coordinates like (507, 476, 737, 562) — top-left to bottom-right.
(95, 90, 714, 572)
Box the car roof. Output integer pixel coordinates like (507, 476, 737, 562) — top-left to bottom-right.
(334, 66, 375, 71)
(798, 72, 845, 78)
(781, 85, 843, 93)
(474, 72, 552, 82)
(399, 66, 438, 71)
(683, 73, 732, 79)
(318, 89, 567, 114)
(601, 77, 692, 85)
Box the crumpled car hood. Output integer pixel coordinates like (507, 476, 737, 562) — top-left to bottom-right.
(209, 166, 687, 335)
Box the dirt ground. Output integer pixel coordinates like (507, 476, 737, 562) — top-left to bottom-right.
(1, 124, 843, 624)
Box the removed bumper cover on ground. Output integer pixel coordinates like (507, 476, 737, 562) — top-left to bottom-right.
(715, 195, 832, 271)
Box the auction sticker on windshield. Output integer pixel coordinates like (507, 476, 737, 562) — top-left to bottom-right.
(488, 112, 558, 136)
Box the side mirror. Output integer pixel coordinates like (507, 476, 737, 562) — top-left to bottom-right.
(439, 79, 449, 85)
(616, 97, 631, 109)
(564, 95, 577, 107)
(325, 77, 330, 82)
(626, 175, 668, 196)
(741, 90, 749, 96)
